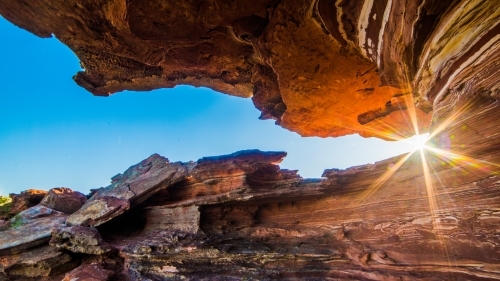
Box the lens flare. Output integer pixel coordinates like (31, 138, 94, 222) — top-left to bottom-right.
(404, 133, 430, 152)
(340, 77, 500, 272)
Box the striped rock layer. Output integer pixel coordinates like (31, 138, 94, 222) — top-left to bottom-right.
(2, 0, 499, 139)
(1, 144, 500, 280)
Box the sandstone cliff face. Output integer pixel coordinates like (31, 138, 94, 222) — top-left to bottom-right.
(1, 0, 500, 280)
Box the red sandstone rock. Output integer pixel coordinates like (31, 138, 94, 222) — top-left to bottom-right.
(0, 205, 66, 255)
(8, 189, 47, 216)
(142, 206, 200, 235)
(66, 154, 188, 227)
(0, 148, 500, 279)
(116, 150, 500, 280)
(1, 1, 497, 140)
(1, 0, 500, 280)
(144, 150, 300, 208)
(62, 264, 114, 281)
(50, 226, 112, 255)
(0, 245, 78, 279)
(40, 187, 87, 214)
(0, 0, 452, 139)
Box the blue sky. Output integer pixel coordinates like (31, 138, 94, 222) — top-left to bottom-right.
(0, 16, 417, 195)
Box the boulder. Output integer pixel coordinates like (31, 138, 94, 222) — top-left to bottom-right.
(66, 154, 188, 227)
(0, 205, 66, 255)
(8, 189, 47, 216)
(40, 187, 87, 214)
(50, 226, 112, 255)
(0, 245, 78, 279)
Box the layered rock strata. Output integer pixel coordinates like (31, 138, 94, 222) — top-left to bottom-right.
(1, 144, 500, 280)
(66, 154, 188, 227)
(4, 0, 499, 139)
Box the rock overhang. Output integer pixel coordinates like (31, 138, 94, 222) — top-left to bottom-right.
(8, 0, 491, 139)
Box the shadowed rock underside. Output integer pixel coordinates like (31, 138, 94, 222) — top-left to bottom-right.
(5, 0, 499, 139)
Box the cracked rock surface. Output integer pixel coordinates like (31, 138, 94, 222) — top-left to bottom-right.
(1, 144, 500, 280)
(66, 154, 188, 227)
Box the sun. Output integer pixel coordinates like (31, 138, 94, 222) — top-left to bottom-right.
(410, 133, 430, 152)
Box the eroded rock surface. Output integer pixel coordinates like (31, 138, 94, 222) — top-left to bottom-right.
(66, 154, 188, 227)
(62, 263, 114, 281)
(0, 245, 78, 280)
(2, 0, 497, 139)
(0, 205, 66, 256)
(40, 187, 87, 214)
(7, 0, 498, 138)
(113, 150, 500, 280)
(8, 189, 47, 216)
(50, 226, 112, 255)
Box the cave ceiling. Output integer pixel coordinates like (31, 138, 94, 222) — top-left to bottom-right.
(2, 0, 498, 140)
(0, 0, 471, 139)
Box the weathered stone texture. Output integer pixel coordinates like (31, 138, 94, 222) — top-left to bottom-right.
(66, 154, 188, 227)
(1, 0, 498, 139)
(0, 0, 456, 139)
(0, 205, 66, 256)
(39, 187, 87, 214)
(62, 263, 114, 281)
(2, 147, 500, 280)
(8, 189, 47, 216)
(0, 245, 78, 280)
(50, 226, 112, 255)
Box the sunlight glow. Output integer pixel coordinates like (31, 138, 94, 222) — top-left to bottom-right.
(345, 77, 500, 268)
(409, 133, 430, 152)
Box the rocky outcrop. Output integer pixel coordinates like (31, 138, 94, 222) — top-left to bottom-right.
(39, 187, 87, 214)
(5, 0, 498, 139)
(8, 189, 47, 216)
(0, 205, 66, 256)
(0, 245, 79, 280)
(1, 147, 500, 280)
(50, 226, 112, 255)
(66, 154, 188, 227)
